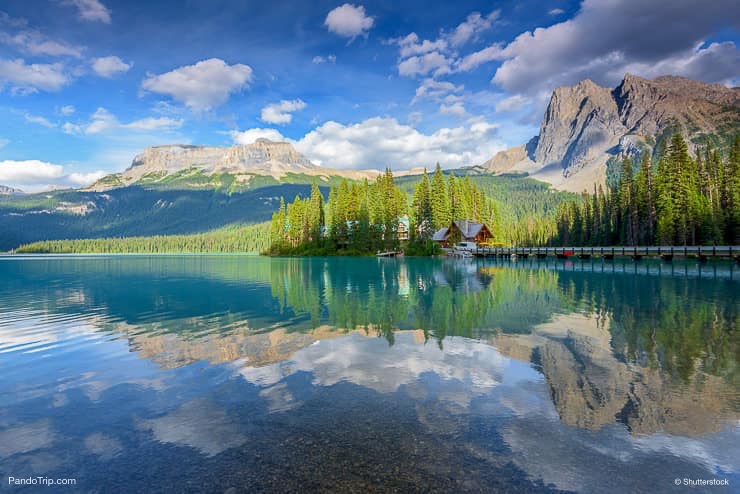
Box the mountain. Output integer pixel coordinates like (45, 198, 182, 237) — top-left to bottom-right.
(475, 74, 740, 192)
(0, 184, 322, 251)
(88, 139, 396, 191)
(0, 130, 570, 252)
(0, 185, 23, 195)
(493, 311, 735, 437)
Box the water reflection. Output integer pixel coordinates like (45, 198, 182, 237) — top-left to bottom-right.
(0, 256, 737, 492)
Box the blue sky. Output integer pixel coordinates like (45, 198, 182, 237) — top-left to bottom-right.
(0, 0, 738, 190)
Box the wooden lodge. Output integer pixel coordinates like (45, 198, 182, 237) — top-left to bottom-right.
(398, 216, 410, 241)
(432, 220, 493, 248)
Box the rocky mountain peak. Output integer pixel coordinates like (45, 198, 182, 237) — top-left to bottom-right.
(0, 185, 24, 195)
(478, 74, 739, 192)
(88, 140, 392, 191)
(534, 76, 620, 173)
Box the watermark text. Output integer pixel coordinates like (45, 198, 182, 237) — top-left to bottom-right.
(674, 478, 729, 487)
(7, 476, 77, 487)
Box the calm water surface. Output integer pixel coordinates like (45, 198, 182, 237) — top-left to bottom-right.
(0, 256, 737, 493)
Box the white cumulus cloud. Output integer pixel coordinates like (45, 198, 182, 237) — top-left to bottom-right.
(60, 105, 76, 116)
(66, 107, 183, 135)
(141, 58, 253, 112)
(412, 78, 464, 105)
(230, 128, 287, 145)
(0, 160, 64, 184)
(312, 54, 337, 64)
(414, 79, 463, 100)
(394, 33, 448, 59)
(324, 4, 374, 40)
(392, 9, 500, 79)
(66, 170, 108, 186)
(398, 52, 453, 78)
(24, 113, 55, 128)
(0, 159, 109, 190)
(619, 41, 740, 85)
(448, 10, 500, 47)
(439, 102, 466, 117)
(457, 43, 505, 72)
(0, 31, 84, 58)
(231, 117, 505, 170)
(92, 56, 131, 78)
(297, 117, 503, 169)
(495, 94, 531, 113)
(491, 0, 740, 97)
(60, 0, 111, 24)
(0, 58, 69, 93)
(260, 99, 306, 125)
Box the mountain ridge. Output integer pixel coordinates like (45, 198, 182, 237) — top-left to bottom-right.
(88, 138, 423, 191)
(475, 74, 740, 192)
(0, 185, 24, 195)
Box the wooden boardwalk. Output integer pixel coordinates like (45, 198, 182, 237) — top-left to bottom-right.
(475, 245, 739, 261)
(477, 256, 739, 281)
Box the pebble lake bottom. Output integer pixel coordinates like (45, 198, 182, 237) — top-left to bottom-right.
(0, 255, 737, 493)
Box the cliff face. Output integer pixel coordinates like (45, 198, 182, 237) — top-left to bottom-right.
(534, 79, 624, 176)
(89, 139, 381, 190)
(0, 185, 23, 195)
(479, 74, 740, 191)
(492, 313, 737, 437)
(128, 140, 317, 178)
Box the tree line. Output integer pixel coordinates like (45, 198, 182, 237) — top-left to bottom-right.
(265, 256, 736, 381)
(269, 164, 502, 255)
(554, 134, 740, 246)
(15, 223, 271, 254)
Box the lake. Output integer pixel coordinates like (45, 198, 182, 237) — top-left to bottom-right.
(0, 255, 737, 493)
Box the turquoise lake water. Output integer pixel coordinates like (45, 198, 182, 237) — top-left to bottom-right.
(0, 255, 737, 493)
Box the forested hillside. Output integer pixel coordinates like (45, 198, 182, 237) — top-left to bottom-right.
(397, 172, 575, 245)
(1, 170, 574, 252)
(6, 133, 735, 254)
(554, 135, 740, 246)
(15, 222, 270, 254)
(270, 165, 552, 255)
(0, 184, 321, 251)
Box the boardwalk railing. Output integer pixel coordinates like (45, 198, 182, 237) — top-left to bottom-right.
(474, 245, 739, 260)
(476, 256, 739, 281)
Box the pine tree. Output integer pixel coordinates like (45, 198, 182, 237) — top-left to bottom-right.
(667, 134, 699, 245)
(724, 136, 740, 244)
(447, 173, 464, 222)
(619, 157, 638, 246)
(308, 180, 325, 243)
(656, 139, 677, 245)
(635, 151, 656, 245)
(412, 169, 433, 239)
(430, 163, 450, 229)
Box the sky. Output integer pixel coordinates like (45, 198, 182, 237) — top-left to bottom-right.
(0, 0, 738, 191)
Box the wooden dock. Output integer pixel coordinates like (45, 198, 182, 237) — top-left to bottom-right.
(377, 251, 403, 257)
(474, 245, 739, 262)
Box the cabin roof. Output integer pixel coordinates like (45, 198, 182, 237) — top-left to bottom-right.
(432, 227, 449, 241)
(453, 220, 486, 239)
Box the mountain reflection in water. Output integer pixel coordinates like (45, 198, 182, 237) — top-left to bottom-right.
(0, 256, 737, 493)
